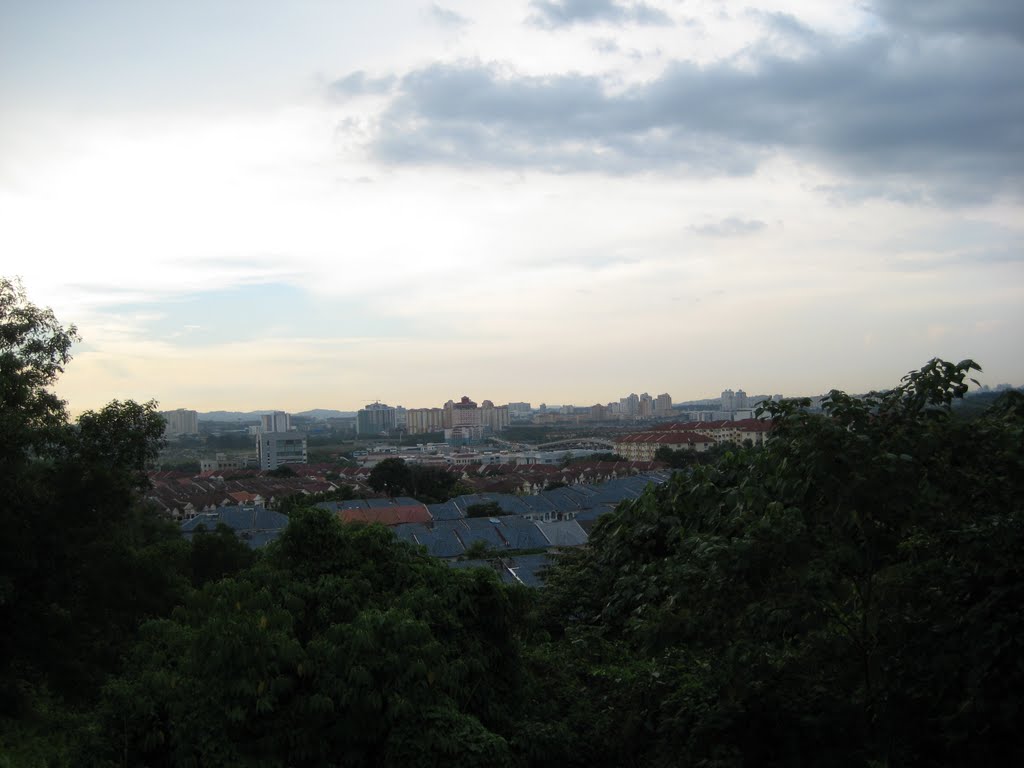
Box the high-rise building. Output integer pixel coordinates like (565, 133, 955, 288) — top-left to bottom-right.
(655, 393, 673, 416)
(406, 408, 446, 434)
(450, 396, 480, 428)
(721, 389, 736, 412)
(162, 408, 199, 437)
(357, 403, 396, 435)
(735, 389, 749, 409)
(260, 411, 292, 433)
(639, 393, 654, 418)
(620, 393, 640, 417)
(480, 400, 510, 431)
(506, 402, 532, 421)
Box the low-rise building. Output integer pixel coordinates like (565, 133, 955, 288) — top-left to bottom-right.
(615, 431, 715, 461)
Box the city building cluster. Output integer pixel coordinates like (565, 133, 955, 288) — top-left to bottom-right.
(163, 384, 781, 473)
(360, 396, 511, 442)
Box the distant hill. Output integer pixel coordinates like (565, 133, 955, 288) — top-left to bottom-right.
(197, 409, 355, 422)
(197, 411, 263, 422)
(294, 409, 357, 420)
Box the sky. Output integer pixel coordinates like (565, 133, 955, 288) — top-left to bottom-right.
(2, 0, 1022, 413)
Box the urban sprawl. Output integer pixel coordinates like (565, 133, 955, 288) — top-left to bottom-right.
(156, 389, 792, 584)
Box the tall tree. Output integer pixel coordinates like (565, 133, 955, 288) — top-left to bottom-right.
(0, 279, 185, 731)
(537, 360, 1024, 767)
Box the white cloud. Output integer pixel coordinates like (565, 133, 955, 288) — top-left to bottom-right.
(1, 0, 1021, 411)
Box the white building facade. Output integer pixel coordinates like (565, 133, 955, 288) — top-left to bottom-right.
(256, 432, 308, 470)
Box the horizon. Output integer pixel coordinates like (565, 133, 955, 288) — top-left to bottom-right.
(68, 374, 1019, 420)
(4, 1, 1021, 415)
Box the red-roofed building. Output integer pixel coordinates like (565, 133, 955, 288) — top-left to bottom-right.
(637, 418, 774, 447)
(614, 431, 716, 461)
(336, 505, 432, 526)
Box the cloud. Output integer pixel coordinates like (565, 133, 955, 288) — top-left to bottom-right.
(372, 62, 761, 175)
(358, 14, 1024, 200)
(871, 0, 1024, 42)
(330, 70, 395, 97)
(528, 0, 671, 29)
(690, 218, 766, 237)
(429, 3, 470, 29)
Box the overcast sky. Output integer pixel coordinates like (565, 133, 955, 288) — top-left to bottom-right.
(2, 0, 1021, 413)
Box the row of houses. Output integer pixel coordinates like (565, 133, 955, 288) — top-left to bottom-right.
(148, 460, 666, 520)
(147, 470, 339, 520)
(614, 419, 772, 461)
(179, 472, 674, 585)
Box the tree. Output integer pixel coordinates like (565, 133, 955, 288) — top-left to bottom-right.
(367, 458, 460, 503)
(76, 399, 166, 475)
(0, 279, 187, 759)
(189, 523, 258, 588)
(367, 457, 412, 496)
(99, 510, 526, 767)
(0, 277, 78, 466)
(537, 359, 1024, 767)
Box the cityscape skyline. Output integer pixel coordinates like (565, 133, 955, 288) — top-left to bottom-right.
(3, 1, 1021, 414)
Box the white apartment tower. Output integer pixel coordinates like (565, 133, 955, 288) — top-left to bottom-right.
(721, 389, 736, 412)
(261, 411, 292, 433)
(162, 408, 199, 437)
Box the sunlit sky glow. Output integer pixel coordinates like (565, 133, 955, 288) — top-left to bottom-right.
(2, 0, 1021, 413)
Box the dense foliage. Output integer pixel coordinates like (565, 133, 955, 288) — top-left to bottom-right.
(98, 512, 527, 767)
(3, 277, 1022, 766)
(537, 359, 1024, 766)
(367, 457, 465, 503)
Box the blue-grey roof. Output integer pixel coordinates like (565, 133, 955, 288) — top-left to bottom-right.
(565, 483, 599, 499)
(394, 516, 551, 557)
(505, 554, 552, 587)
(535, 520, 589, 547)
(394, 522, 466, 558)
(518, 494, 556, 513)
(544, 488, 586, 513)
(181, 505, 288, 549)
(426, 501, 463, 521)
(396, 472, 675, 564)
(447, 554, 553, 588)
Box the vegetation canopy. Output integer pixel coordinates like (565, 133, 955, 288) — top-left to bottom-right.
(2, 277, 1021, 768)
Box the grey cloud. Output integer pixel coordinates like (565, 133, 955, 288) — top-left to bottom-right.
(872, 0, 1024, 42)
(748, 10, 824, 50)
(629, 3, 672, 27)
(331, 71, 395, 97)
(690, 218, 766, 237)
(376, 65, 761, 176)
(429, 3, 469, 29)
(374, 63, 761, 175)
(364, 20, 1024, 199)
(815, 182, 931, 207)
(529, 0, 671, 29)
